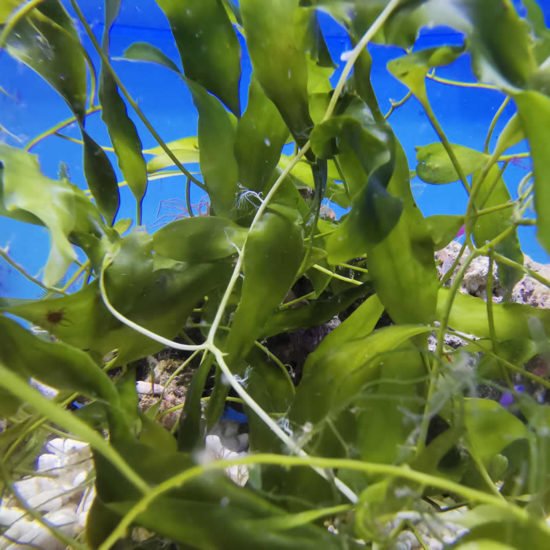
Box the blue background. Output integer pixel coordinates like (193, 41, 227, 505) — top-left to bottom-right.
(1, 0, 549, 300)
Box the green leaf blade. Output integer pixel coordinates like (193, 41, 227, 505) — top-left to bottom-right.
(0, 315, 118, 402)
(155, 0, 241, 115)
(241, 0, 313, 145)
(122, 42, 181, 74)
(0, 145, 108, 285)
(188, 80, 239, 217)
(99, 0, 148, 207)
(153, 216, 247, 262)
(514, 90, 550, 256)
(3, 0, 121, 223)
(291, 324, 431, 425)
(367, 145, 439, 325)
(234, 78, 289, 194)
(225, 208, 304, 364)
(416, 143, 490, 185)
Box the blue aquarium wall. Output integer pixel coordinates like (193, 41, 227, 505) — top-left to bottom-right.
(1, 0, 549, 299)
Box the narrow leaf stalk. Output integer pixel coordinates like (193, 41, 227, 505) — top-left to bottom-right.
(99, 256, 205, 352)
(0, 246, 67, 295)
(25, 107, 102, 151)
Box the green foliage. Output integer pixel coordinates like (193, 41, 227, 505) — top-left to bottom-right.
(99, 0, 148, 216)
(2, 0, 550, 548)
(155, 0, 242, 116)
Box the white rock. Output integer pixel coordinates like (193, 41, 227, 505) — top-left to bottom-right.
(71, 470, 88, 489)
(75, 486, 96, 529)
(37, 453, 61, 473)
(44, 438, 67, 456)
(201, 435, 249, 486)
(26, 489, 63, 513)
(1, 517, 36, 549)
(45, 507, 77, 530)
(0, 508, 23, 526)
(136, 381, 164, 395)
(12, 477, 46, 502)
(46, 438, 88, 457)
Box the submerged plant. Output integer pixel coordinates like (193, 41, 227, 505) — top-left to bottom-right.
(1, 0, 550, 548)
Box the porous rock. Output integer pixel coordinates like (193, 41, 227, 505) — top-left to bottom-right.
(436, 240, 550, 307)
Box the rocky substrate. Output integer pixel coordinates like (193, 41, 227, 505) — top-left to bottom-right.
(436, 241, 550, 307)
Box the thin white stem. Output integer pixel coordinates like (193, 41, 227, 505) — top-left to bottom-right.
(206, 143, 311, 344)
(99, 259, 205, 352)
(323, 0, 401, 122)
(208, 346, 358, 503)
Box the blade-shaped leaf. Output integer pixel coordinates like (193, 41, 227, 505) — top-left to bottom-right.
(325, 163, 403, 263)
(92, 441, 349, 549)
(459, 0, 536, 90)
(99, 0, 148, 207)
(177, 354, 214, 452)
(145, 136, 199, 173)
(4, 0, 120, 223)
(471, 165, 523, 293)
(416, 143, 489, 185)
(1, 1, 26, 23)
(437, 288, 550, 341)
(234, 78, 289, 194)
(311, 293, 384, 355)
(388, 45, 464, 104)
(464, 398, 528, 465)
(188, 80, 239, 217)
(366, 0, 535, 90)
(153, 216, 247, 262)
(105, 228, 155, 315)
(4, 263, 231, 365)
(122, 42, 181, 74)
(263, 283, 371, 338)
(353, 47, 384, 121)
(493, 113, 525, 157)
(523, 0, 550, 65)
(0, 145, 109, 285)
(245, 348, 295, 453)
(81, 131, 120, 225)
(4, 0, 86, 118)
(514, 90, 550, 255)
(366, 144, 439, 325)
(357, 347, 426, 464)
(0, 315, 118, 402)
(154, 0, 241, 115)
(305, 1, 394, 43)
(454, 505, 550, 548)
(310, 98, 401, 261)
(225, 206, 304, 363)
(426, 215, 465, 250)
(241, 0, 313, 145)
(291, 324, 432, 425)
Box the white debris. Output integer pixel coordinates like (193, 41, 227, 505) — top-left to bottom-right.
(201, 434, 249, 486)
(0, 438, 95, 550)
(193, 420, 250, 486)
(135, 381, 165, 395)
(29, 379, 58, 399)
(340, 50, 353, 62)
